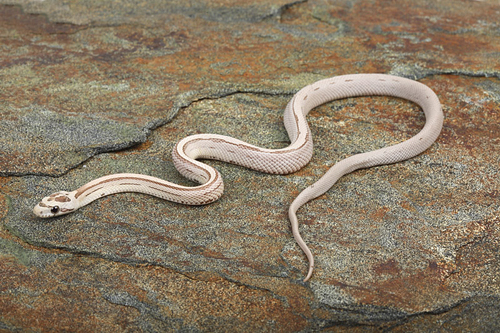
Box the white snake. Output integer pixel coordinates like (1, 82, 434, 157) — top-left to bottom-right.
(33, 74, 443, 281)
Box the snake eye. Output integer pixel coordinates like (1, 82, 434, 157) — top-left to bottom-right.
(51, 206, 60, 214)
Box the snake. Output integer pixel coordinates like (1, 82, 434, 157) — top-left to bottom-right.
(33, 74, 443, 282)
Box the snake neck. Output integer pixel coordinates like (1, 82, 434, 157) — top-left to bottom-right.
(74, 172, 224, 208)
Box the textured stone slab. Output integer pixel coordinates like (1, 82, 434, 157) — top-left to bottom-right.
(1, 0, 499, 331)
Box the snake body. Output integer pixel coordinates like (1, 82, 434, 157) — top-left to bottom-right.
(33, 74, 443, 281)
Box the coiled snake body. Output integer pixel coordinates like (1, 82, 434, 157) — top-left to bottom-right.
(33, 74, 443, 281)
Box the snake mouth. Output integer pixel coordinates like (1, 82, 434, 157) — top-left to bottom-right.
(33, 205, 54, 218)
(33, 204, 75, 218)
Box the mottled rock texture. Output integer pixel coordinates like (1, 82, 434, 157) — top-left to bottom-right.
(1, 0, 499, 331)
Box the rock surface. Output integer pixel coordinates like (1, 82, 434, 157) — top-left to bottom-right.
(1, 0, 499, 331)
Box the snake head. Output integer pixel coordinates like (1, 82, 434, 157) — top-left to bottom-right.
(33, 191, 77, 218)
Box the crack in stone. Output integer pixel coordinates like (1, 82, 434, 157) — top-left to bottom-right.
(263, 0, 309, 22)
(15, 237, 202, 279)
(8, 216, 500, 328)
(143, 87, 295, 133)
(1, 4, 173, 36)
(382, 296, 500, 331)
(8, 71, 497, 179)
(0, 135, 148, 178)
(101, 290, 186, 329)
(390, 67, 500, 80)
(316, 295, 476, 330)
(11, 230, 298, 302)
(1, 88, 294, 178)
(3, 1, 310, 27)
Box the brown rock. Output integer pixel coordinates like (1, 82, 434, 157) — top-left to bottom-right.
(1, 0, 499, 331)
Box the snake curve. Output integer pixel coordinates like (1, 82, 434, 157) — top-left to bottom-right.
(33, 74, 443, 282)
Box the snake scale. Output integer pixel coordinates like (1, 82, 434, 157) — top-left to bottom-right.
(33, 74, 443, 281)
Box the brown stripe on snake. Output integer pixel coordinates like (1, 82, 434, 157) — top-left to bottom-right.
(292, 112, 303, 138)
(289, 93, 302, 137)
(83, 186, 105, 198)
(179, 135, 311, 175)
(75, 174, 219, 199)
(148, 178, 223, 203)
(173, 144, 212, 179)
(172, 143, 213, 185)
(183, 132, 310, 157)
(147, 186, 182, 197)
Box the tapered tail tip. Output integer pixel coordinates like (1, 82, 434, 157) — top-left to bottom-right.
(303, 264, 314, 282)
